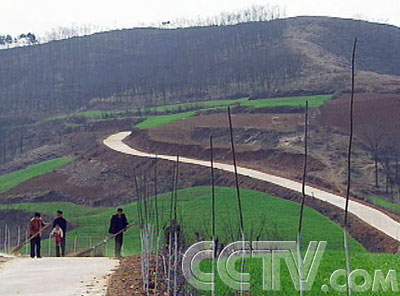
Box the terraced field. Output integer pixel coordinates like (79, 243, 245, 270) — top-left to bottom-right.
(47, 94, 332, 129)
(0, 157, 75, 194)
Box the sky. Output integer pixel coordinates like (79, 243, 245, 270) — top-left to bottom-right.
(2, 0, 399, 36)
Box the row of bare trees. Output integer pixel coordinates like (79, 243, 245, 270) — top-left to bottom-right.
(361, 119, 400, 200)
(36, 5, 285, 43)
(0, 17, 300, 118)
(166, 4, 285, 28)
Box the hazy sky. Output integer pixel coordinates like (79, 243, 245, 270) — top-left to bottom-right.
(2, 0, 399, 36)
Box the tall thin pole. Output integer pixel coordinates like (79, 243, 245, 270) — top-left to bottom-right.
(227, 107, 244, 233)
(210, 136, 216, 296)
(154, 156, 162, 293)
(297, 100, 308, 296)
(298, 101, 309, 234)
(4, 225, 7, 253)
(154, 156, 159, 234)
(7, 228, 10, 253)
(48, 234, 51, 256)
(169, 160, 177, 222)
(173, 154, 180, 222)
(228, 107, 246, 295)
(344, 37, 358, 296)
(210, 136, 216, 241)
(168, 154, 179, 296)
(25, 231, 29, 254)
(17, 226, 21, 247)
(143, 175, 149, 224)
(344, 38, 358, 225)
(133, 170, 144, 227)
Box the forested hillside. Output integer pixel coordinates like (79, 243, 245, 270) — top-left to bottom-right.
(0, 16, 400, 119)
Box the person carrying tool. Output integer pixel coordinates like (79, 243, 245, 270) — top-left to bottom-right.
(52, 210, 67, 256)
(28, 213, 49, 258)
(108, 208, 129, 257)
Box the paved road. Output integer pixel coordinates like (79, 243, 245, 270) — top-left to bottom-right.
(104, 131, 400, 242)
(0, 257, 118, 296)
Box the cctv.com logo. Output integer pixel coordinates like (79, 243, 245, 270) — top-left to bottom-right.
(182, 241, 398, 293)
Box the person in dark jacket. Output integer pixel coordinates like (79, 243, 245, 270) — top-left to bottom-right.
(29, 213, 48, 258)
(109, 208, 129, 257)
(52, 210, 67, 256)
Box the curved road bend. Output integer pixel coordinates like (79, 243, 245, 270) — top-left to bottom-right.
(104, 131, 400, 242)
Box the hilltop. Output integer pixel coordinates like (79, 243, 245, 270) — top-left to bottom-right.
(0, 16, 399, 119)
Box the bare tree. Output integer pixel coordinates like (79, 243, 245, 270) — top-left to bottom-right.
(361, 123, 386, 188)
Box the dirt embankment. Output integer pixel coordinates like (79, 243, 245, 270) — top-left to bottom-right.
(147, 113, 305, 145)
(107, 256, 155, 296)
(319, 93, 400, 145)
(124, 129, 340, 193)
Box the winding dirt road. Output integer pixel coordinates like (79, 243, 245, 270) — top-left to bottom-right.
(104, 131, 400, 243)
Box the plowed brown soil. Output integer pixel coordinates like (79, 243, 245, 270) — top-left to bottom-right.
(148, 113, 304, 145)
(319, 93, 400, 145)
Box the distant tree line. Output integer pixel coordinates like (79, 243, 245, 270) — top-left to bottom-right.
(167, 4, 285, 28)
(0, 15, 399, 121)
(0, 33, 37, 48)
(1, 5, 284, 47)
(0, 18, 303, 118)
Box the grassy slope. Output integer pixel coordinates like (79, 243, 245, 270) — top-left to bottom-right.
(136, 111, 196, 129)
(47, 94, 332, 125)
(208, 251, 400, 295)
(4, 187, 399, 294)
(368, 195, 400, 217)
(2, 186, 363, 254)
(241, 94, 330, 108)
(0, 157, 75, 193)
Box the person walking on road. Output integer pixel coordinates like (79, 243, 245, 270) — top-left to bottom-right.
(53, 210, 67, 256)
(50, 224, 64, 257)
(108, 208, 129, 257)
(28, 213, 48, 258)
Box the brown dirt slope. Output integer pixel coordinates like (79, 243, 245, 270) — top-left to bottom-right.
(319, 93, 400, 145)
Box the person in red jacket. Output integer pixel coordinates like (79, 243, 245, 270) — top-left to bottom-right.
(28, 213, 48, 258)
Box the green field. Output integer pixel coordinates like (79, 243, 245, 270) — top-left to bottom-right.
(135, 95, 332, 129)
(136, 111, 196, 129)
(136, 97, 247, 114)
(368, 195, 400, 217)
(0, 157, 75, 193)
(2, 186, 363, 254)
(241, 94, 331, 109)
(204, 251, 400, 295)
(3, 186, 399, 295)
(47, 94, 332, 124)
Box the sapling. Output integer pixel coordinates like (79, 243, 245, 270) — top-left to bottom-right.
(297, 100, 309, 296)
(343, 37, 358, 296)
(210, 136, 217, 296)
(227, 106, 246, 295)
